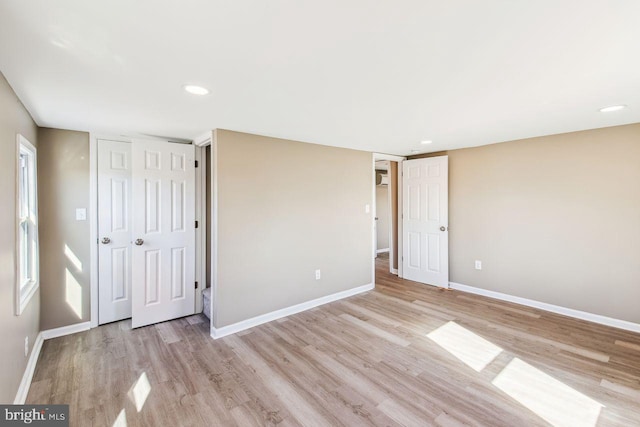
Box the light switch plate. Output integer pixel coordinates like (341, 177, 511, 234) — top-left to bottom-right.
(76, 208, 87, 221)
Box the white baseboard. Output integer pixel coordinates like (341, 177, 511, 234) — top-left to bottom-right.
(41, 321, 91, 340)
(376, 248, 390, 254)
(211, 283, 374, 339)
(449, 282, 640, 333)
(390, 268, 398, 275)
(13, 332, 44, 404)
(14, 322, 92, 403)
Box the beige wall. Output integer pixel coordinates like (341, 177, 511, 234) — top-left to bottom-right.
(37, 128, 91, 330)
(214, 130, 373, 327)
(376, 184, 389, 250)
(0, 73, 40, 403)
(449, 123, 640, 323)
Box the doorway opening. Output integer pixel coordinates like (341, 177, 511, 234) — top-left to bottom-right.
(372, 154, 404, 279)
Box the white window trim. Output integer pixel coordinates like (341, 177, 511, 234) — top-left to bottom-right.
(16, 134, 39, 315)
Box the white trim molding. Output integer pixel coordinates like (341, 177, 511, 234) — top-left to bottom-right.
(376, 248, 390, 254)
(211, 283, 374, 339)
(449, 282, 640, 333)
(13, 333, 44, 404)
(41, 322, 91, 340)
(193, 131, 213, 147)
(14, 322, 91, 403)
(373, 153, 406, 162)
(89, 135, 99, 328)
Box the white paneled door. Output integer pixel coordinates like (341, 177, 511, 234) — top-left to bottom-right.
(98, 140, 133, 324)
(402, 156, 449, 287)
(131, 140, 196, 328)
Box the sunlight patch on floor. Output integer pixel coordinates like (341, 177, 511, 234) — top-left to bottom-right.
(427, 321, 503, 372)
(128, 372, 151, 412)
(492, 358, 603, 427)
(112, 409, 127, 427)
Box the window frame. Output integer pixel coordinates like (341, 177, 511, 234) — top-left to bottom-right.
(16, 134, 39, 315)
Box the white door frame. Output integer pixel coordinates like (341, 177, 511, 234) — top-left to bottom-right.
(193, 131, 215, 332)
(89, 134, 207, 328)
(372, 153, 406, 286)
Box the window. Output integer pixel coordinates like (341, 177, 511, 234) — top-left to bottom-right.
(16, 134, 38, 315)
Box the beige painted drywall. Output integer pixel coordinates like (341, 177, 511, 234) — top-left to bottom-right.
(213, 129, 373, 327)
(0, 73, 40, 403)
(449, 123, 640, 323)
(376, 185, 389, 250)
(37, 128, 91, 330)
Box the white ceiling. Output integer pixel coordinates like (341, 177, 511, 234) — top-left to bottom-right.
(1, 1, 639, 155)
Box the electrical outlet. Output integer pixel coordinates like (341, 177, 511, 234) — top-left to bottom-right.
(365, 204, 370, 213)
(315, 269, 321, 280)
(24, 336, 29, 357)
(475, 260, 482, 270)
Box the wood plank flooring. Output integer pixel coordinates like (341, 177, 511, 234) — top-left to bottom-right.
(28, 254, 640, 426)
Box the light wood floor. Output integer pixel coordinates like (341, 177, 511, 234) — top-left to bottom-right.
(28, 255, 640, 426)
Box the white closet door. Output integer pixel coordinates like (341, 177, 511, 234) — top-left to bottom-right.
(402, 156, 449, 287)
(98, 140, 133, 324)
(131, 140, 196, 328)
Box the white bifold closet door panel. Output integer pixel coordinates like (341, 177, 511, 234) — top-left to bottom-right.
(402, 156, 449, 288)
(131, 140, 196, 328)
(98, 140, 133, 325)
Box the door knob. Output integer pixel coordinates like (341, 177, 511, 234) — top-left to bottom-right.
(440, 226, 446, 232)
(134, 238, 144, 246)
(101, 237, 111, 244)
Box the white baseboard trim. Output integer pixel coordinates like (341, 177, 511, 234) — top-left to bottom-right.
(14, 322, 92, 402)
(390, 268, 398, 275)
(41, 321, 91, 340)
(211, 283, 374, 339)
(449, 282, 640, 333)
(13, 333, 44, 404)
(376, 248, 390, 254)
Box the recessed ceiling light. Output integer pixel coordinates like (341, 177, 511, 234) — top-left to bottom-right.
(183, 84, 210, 95)
(411, 150, 420, 154)
(599, 105, 626, 113)
(420, 140, 433, 145)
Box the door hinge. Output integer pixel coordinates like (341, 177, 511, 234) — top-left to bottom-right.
(195, 160, 199, 168)
(195, 281, 199, 289)
(195, 220, 199, 228)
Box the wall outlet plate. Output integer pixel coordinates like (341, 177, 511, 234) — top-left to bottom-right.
(76, 208, 87, 221)
(475, 260, 482, 270)
(315, 269, 321, 280)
